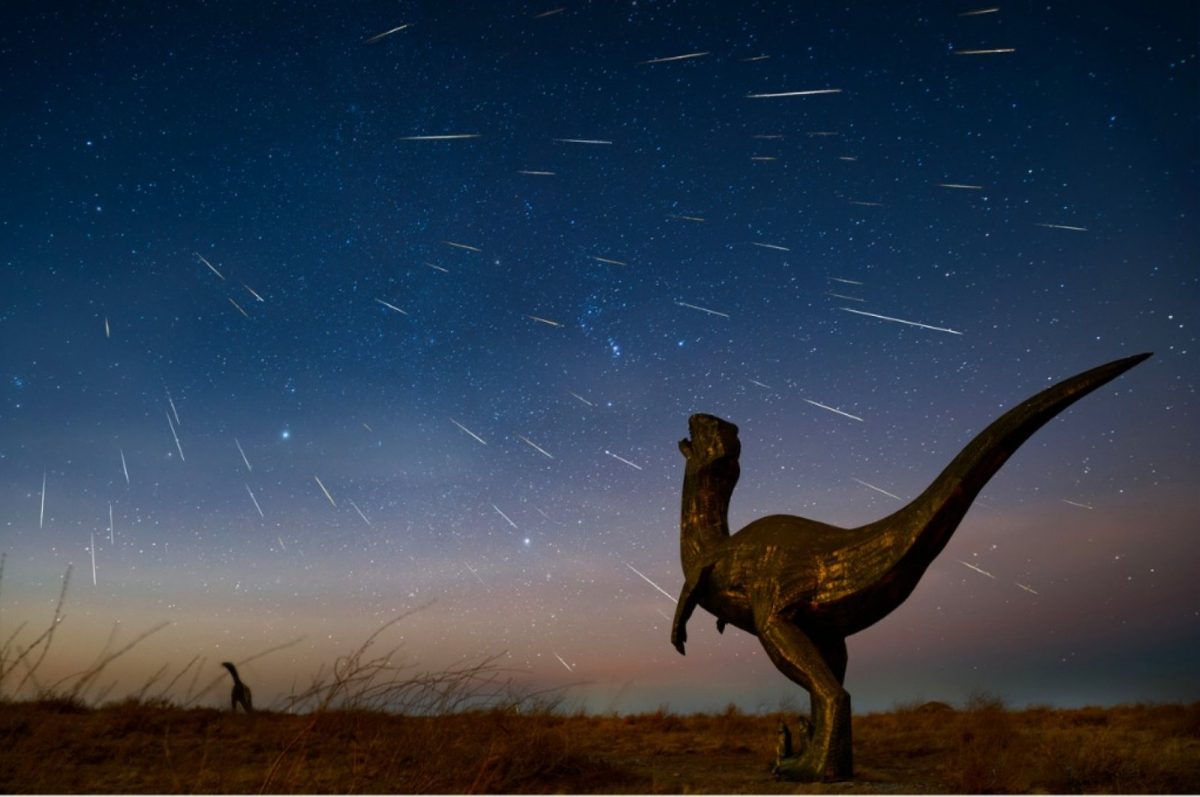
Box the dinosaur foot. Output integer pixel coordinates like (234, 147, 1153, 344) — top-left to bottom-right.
(772, 753, 825, 782)
(773, 717, 823, 781)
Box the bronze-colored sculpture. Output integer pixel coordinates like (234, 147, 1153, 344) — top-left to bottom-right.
(222, 661, 254, 713)
(672, 353, 1150, 781)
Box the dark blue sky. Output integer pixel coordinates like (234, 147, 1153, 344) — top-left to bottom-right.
(1, 1, 1196, 713)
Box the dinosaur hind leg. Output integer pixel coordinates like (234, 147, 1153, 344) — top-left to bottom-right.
(758, 616, 852, 781)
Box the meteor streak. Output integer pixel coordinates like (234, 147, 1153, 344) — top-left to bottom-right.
(958, 560, 997, 580)
(752, 242, 790, 251)
(39, 471, 46, 528)
(525, 314, 563, 327)
(848, 200, 883, 206)
(803, 398, 864, 422)
(246, 484, 264, 518)
(1061, 499, 1094, 510)
(108, 502, 114, 544)
(517, 169, 555, 176)
(749, 379, 771, 389)
(747, 88, 842, 98)
(938, 182, 984, 190)
(959, 7, 1000, 14)
(552, 651, 575, 672)
(517, 434, 554, 459)
(375, 298, 409, 315)
(464, 563, 486, 585)
(953, 47, 1015, 55)
(568, 391, 594, 407)
(1035, 222, 1088, 232)
(90, 533, 97, 586)
(605, 450, 643, 470)
(449, 417, 487, 445)
(624, 563, 677, 603)
(365, 23, 410, 44)
(675, 300, 729, 318)
(349, 500, 372, 526)
(532, 7, 564, 18)
(829, 276, 864, 285)
(740, 54, 770, 62)
(244, 284, 265, 302)
(666, 213, 705, 222)
(1016, 583, 1040, 595)
(852, 478, 902, 500)
(120, 449, 129, 484)
(442, 240, 481, 251)
(639, 51, 709, 65)
(591, 256, 627, 266)
(166, 412, 185, 461)
(235, 437, 251, 471)
(399, 133, 480, 140)
(167, 391, 181, 425)
(425, 262, 450, 273)
(827, 292, 866, 302)
(492, 504, 518, 529)
(104, 317, 110, 338)
(314, 475, 337, 508)
(552, 138, 613, 145)
(228, 297, 250, 318)
(194, 252, 224, 279)
(839, 307, 964, 335)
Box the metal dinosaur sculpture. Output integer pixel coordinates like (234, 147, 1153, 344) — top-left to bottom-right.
(671, 352, 1150, 781)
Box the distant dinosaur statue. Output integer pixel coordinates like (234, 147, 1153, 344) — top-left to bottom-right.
(671, 353, 1150, 781)
(221, 662, 254, 713)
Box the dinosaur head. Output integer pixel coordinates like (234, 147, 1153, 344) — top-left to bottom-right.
(679, 413, 741, 474)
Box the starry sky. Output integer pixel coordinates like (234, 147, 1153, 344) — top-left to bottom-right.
(1, 1, 1196, 714)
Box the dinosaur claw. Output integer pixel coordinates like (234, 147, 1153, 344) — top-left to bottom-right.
(678, 438, 693, 458)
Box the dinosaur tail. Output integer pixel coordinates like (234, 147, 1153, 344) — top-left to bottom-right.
(841, 353, 1151, 631)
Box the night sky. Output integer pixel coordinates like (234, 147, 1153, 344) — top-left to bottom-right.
(1, 2, 1196, 714)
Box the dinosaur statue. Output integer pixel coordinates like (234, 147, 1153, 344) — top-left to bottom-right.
(221, 662, 254, 713)
(671, 353, 1150, 781)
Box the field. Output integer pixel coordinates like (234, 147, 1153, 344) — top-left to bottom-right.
(1, 697, 1198, 793)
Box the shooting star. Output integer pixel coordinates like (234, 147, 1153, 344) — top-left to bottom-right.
(1016, 582, 1040, 595)
(228, 297, 250, 318)
(399, 133, 480, 140)
(740, 54, 771, 62)
(552, 651, 575, 672)
(90, 532, 97, 586)
(849, 200, 884, 207)
(852, 478, 902, 500)
(591, 256, 627, 266)
(166, 412, 185, 462)
(492, 504, 518, 529)
(166, 391, 181, 425)
(464, 563, 486, 585)
(675, 300, 729, 318)
(108, 502, 114, 544)
(747, 88, 842, 98)
(517, 435, 555, 459)
(246, 484, 264, 518)
(639, 51, 709, 65)
(425, 262, 450, 273)
(120, 448, 129, 484)
(959, 7, 1000, 15)
(314, 475, 337, 508)
(568, 391, 594, 407)
(442, 240, 482, 252)
(104, 317, 110, 338)
(749, 379, 772, 389)
(449, 417, 487, 445)
(375, 298, 409, 315)
(525, 314, 563, 327)
(1035, 222, 1088, 232)
(803, 398, 864, 422)
(39, 471, 46, 528)
(244, 284, 265, 302)
(532, 7, 565, 18)
(666, 213, 706, 222)
(194, 252, 224, 279)
(365, 23, 410, 44)
(938, 182, 984, 190)
(808, 130, 839, 136)
(751, 156, 778, 161)
(349, 500, 372, 527)
(827, 292, 866, 302)
(276, 535, 287, 551)
(1061, 499, 1094, 510)
(552, 137, 613, 145)
(624, 563, 676, 603)
(839, 307, 964, 335)
(605, 450, 643, 471)
(234, 437, 251, 471)
(752, 242, 790, 251)
(839, 156, 859, 161)
(958, 559, 997, 580)
(517, 169, 556, 176)
(953, 47, 1015, 55)
(828, 276, 864, 285)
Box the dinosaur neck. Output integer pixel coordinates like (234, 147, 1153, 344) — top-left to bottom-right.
(680, 465, 736, 574)
(223, 664, 242, 685)
(856, 353, 1151, 619)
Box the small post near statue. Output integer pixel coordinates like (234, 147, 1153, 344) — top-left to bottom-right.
(671, 353, 1150, 781)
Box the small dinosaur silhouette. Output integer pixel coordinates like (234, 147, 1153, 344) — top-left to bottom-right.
(221, 662, 254, 713)
(672, 353, 1150, 781)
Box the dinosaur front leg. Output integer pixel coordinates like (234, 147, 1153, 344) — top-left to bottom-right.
(756, 616, 852, 781)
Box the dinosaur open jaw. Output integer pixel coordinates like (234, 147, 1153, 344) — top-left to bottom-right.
(682, 413, 741, 463)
